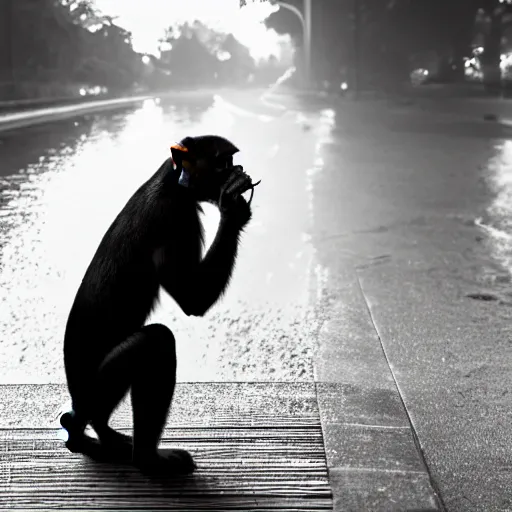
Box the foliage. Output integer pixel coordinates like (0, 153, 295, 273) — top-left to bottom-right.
(240, 0, 274, 6)
(263, 0, 303, 42)
(0, 0, 145, 99)
(246, 0, 512, 90)
(159, 21, 256, 86)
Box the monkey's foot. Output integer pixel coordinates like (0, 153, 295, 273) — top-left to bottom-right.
(96, 427, 133, 460)
(99, 434, 133, 463)
(134, 448, 196, 476)
(66, 432, 133, 464)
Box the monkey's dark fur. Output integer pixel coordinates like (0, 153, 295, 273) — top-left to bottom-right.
(61, 135, 253, 475)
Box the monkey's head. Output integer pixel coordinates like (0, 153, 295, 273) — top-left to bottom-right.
(170, 135, 240, 202)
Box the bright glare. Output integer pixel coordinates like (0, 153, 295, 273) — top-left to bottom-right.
(95, 0, 287, 60)
(479, 140, 512, 274)
(217, 51, 232, 62)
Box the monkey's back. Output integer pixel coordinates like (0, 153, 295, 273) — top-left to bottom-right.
(63, 169, 168, 376)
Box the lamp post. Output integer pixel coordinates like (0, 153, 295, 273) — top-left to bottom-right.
(0, 0, 14, 86)
(276, 0, 312, 88)
(353, 0, 360, 99)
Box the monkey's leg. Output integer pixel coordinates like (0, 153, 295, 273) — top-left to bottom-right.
(90, 323, 195, 475)
(61, 334, 144, 463)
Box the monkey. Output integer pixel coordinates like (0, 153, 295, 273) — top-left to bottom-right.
(59, 135, 258, 475)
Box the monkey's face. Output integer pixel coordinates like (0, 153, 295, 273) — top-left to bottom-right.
(179, 155, 236, 203)
(171, 135, 240, 203)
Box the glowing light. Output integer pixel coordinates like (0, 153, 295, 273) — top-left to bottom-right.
(217, 51, 232, 61)
(142, 55, 151, 64)
(501, 52, 512, 72)
(57, 428, 69, 442)
(480, 140, 512, 275)
(410, 68, 430, 86)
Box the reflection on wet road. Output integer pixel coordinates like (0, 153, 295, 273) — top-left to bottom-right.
(3, 92, 512, 387)
(0, 93, 330, 383)
(479, 140, 512, 274)
(308, 101, 512, 296)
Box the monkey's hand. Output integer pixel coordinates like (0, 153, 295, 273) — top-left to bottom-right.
(218, 167, 253, 228)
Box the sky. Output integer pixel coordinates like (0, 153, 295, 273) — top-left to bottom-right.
(94, 0, 288, 60)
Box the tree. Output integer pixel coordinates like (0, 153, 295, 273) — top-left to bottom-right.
(240, 0, 270, 5)
(80, 21, 142, 90)
(159, 24, 220, 86)
(158, 21, 255, 87)
(263, 0, 303, 43)
(0, 0, 146, 100)
(247, 0, 507, 91)
(218, 34, 256, 84)
(477, 0, 512, 93)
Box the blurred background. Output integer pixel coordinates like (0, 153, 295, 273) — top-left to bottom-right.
(3, 0, 512, 102)
(0, 0, 293, 102)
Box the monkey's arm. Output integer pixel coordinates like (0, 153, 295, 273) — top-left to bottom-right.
(158, 216, 244, 317)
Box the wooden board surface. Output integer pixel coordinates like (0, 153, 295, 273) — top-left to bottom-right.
(0, 383, 332, 511)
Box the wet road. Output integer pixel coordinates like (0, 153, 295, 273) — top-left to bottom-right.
(3, 89, 512, 509)
(0, 93, 332, 384)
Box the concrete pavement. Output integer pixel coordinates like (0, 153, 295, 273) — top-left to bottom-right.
(314, 267, 440, 511)
(311, 98, 512, 511)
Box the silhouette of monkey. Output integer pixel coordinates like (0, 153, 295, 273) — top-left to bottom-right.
(60, 135, 257, 475)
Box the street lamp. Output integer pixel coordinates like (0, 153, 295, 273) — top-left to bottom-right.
(353, 0, 360, 98)
(240, 0, 312, 88)
(275, 0, 312, 88)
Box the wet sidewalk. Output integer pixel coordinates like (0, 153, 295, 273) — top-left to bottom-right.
(313, 267, 440, 511)
(0, 267, 440, 511)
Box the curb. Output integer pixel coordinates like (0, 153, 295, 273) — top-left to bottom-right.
(0, 94, 106, 112)
(0, 88, 268, 133)
(313, 268, 442, 511)
(0, 94, 156, 133)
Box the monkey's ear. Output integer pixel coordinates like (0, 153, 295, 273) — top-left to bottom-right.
(170, 142, 188, 159)
(170, 142, 188, 152)
(170, 142, 190, 169)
